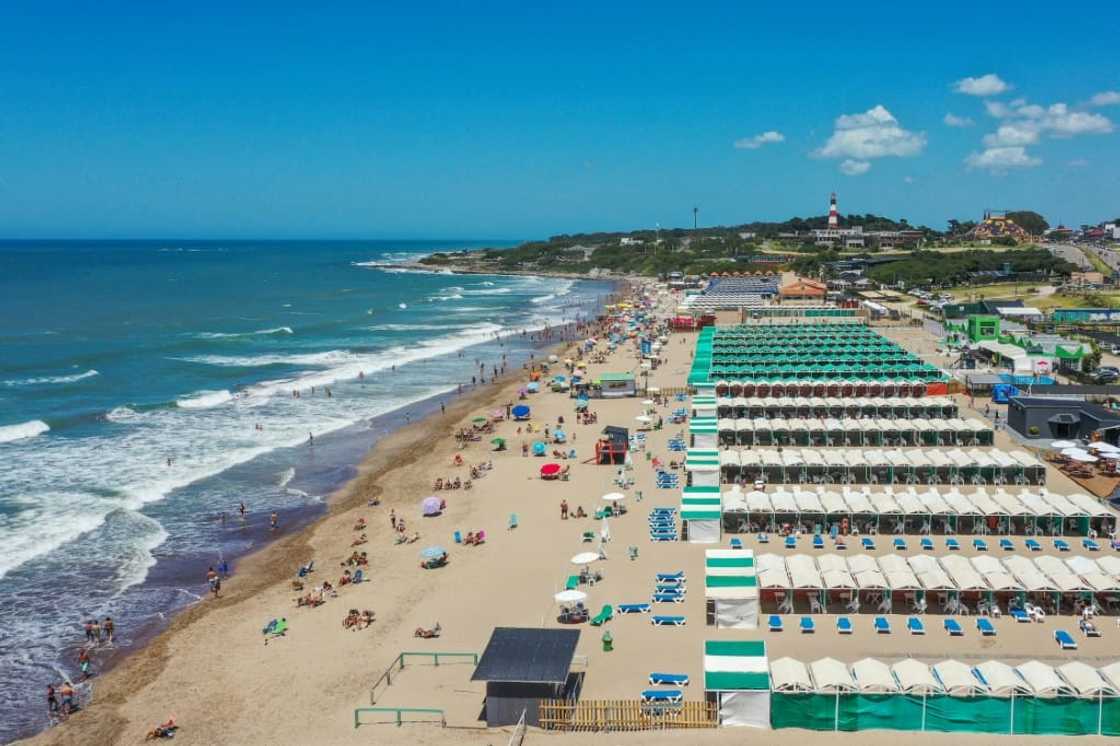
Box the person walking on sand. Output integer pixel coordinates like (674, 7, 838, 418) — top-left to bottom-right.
(103, 616, 114, 644)
(239, 501, 247, 521)
(207, 566, 221, 598)
(77, 648, 93, 680)
(270, 512, 279, 531)
(561, 499, 569, 519)
(390, 509, 397, 531)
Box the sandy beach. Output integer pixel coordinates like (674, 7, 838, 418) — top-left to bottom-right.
(23, 284, 1120, 746)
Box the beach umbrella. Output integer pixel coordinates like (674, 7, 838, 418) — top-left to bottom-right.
(471, 416, 488, 425)
(1088, 442, 1120, 452)
(570, 552, 600, 565)
(1049, 440, 1078, 449)
(554, 590, 587, 604)
(1063, 449, 1099, 462)
(421, 496, 443, 516)
(549, 354, 558, 363)
(641, 399, 656, 406)
(635, 415, 652, 423)
(420, 546, 447, 560)
(490, 436, 506, 446)
(512, 404, 531, 419)
(602, 492, 625, 502)
(540, 463, 561, 477)
(532, 441, 547, 456)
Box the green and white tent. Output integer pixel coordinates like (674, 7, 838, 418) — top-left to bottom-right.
(692, 394, 718, 419)
(704, 549, 758, 628)
(685, 448, 721, 488)
(689, 417, 718, 448)
(704, 640, 770, 728)
(681, 486, 722, 543)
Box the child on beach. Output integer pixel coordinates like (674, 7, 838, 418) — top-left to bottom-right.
(207, 566, 221, 598)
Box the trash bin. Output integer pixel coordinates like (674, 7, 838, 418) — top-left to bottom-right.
(601, 630, 613, 652)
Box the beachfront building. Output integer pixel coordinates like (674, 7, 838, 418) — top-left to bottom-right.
(778, 278, 828, 301)
(471, 627, 580, 727)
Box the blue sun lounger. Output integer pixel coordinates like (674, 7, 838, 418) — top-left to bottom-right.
(861, 537, 875, 550)
(650, 533, 677, 542)
(649, 673, 689, 686)
(653, 593, 685, 604)
(874, 616, 891, 634)
(641, 688, 683, 703)
(837, 616, 852, 634)
(812, 534, 824, 549)
(1011, 608, 1030, 623)
(800, 616, 815, 633)
(999, 538, 1014, 551)
(907, 617, 925, 635)
(1026, 538, 1041, 552)
(1055, 539, 1071, 552)
(893, 538, 907, 551)
(656, 572, 685, 582)
(651, 615, 685, 626)
(946, 537, 960, 551)
(769, 615, 783, 632)
(784, 536, 797, 549)
(921, 537, 934, 551)
(944, 618, 963, 636)
(618, 603, 651, 614)
(757, 533, 770, 544)
(655, 584, 684, 593)
(1055, 629, 1077, 649)
(977, 618, 996, 636)
(973, 538, 988, 551)
(730, 537, 743, 550)
(1084, 539, 1101, 551)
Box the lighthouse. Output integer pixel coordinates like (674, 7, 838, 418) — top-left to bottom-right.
(828, 192, 839, 228)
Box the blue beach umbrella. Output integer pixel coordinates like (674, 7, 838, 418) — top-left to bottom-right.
(420, 546, 447, 560)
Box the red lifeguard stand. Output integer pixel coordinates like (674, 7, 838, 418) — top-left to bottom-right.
(592, 425, 629, 465)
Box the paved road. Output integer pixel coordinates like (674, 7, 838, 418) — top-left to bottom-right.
(1046, 242, 1092, 270)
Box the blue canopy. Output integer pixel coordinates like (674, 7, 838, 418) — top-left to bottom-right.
(420, 546, 447, 560)
(512, 404, 531, 418)
(532, 441, 547, 456)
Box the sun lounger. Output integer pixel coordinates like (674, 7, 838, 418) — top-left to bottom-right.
(874, 616, 891, 634)
(973, 538, 988, 551)
(351, 569, 364, 584)
(893, 538, 907, 551)
(921, 537, 934, 551)
(977, 617, 996, 636)
(1011, 608, 1030, 623)
(590, 605, 614, 626)
(653, 593, 686, 604)
(656, 572, 685, 582)
(1055, 629, 1078, 649)
(582, 531, 595, 542)
(641, 688, 683, 703)
(730, 537, 743, 550)
(651, 615, 685, 626)
(655, 584, 684, 593)
(1026, 538, 1041, 552)
(565, 575, 580, 591)
(1084, 539, 1101, 551)
(834, 537, 847, 550)
(944, 618, 963, 636)
(1080, 619, 1102, 638)
(1055, 539, 1070, 552)
(650, 533, 678, 542)
(618, 603, 651, 614)
(812, 534, 824, 549)
(907, 617, 925, 635)
(946, 537, 960, 551)
(769, 615, 783, 632)
(649, 673, 689, 686)
(800, 616, 815, 633)
(837, 616, 852, 634)
(784, 536, 797, 549)
(999, 538, 1014, 551)
(861, 537, 875, 550)
(757, 533, 770, 543)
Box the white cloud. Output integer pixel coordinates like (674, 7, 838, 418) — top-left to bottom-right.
(839, 159, 871, 176)
(954, 73, 1011, 96)
(966, 146, 1041, 171)
(1041, 103, 1113, 136)
(1090, 91, 1120, 107)
(943, 113, 974, 128)
(985, 100, 1013, 118)
(734, 130, 785, 149)
(983, 123, 1040, 147)
(814, 105, 926, 166)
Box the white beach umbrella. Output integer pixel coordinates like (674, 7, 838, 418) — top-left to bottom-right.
(1088, 442, 1120, 452)
(1050, 440, 1078, 449)
(1063, 449, 1098, 463)
(635, 415, 652, 423)
(554, 590, 587, 604)
(570, 552, 600, 565)
(642, 399, 656, 406)
(602, 492, 626, 502)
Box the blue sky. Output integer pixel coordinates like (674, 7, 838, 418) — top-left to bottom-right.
(0, 2, 1117, 239)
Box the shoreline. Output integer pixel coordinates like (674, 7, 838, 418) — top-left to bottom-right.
(20, 294, 619, 745)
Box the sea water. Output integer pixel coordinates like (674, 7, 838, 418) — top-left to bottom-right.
(0, 240, 612, 741)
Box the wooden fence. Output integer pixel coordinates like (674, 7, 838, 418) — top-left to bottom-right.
(538, 699, 718, 731)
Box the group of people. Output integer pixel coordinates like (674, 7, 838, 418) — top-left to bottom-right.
(341, 608, 375, 630)
(559, 500, 588, 519)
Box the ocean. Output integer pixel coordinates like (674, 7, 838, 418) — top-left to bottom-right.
(0, 240, 613, 741)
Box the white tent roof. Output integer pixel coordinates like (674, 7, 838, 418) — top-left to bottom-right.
(940, 555, 987, 590)
(770, 657, 814, 692)
(1040, 493, 1082, 517)
(933, 660, 987, 695)
(821, 568, 857, 590)
(756, 553, 785, 573)
(1016, 660, 1075, 696)
(851, 658, 898, 693)
(927, 450, 954, 468)
(1102, 662, 1120, 693)
(1097, 556, 1120, 577)
(868, 492, 902, 514)
(990, 491, 1030, 516)
(787, 554, 822, 588)
(816, 554, 848, 573)
(1067, 492, 1113, 518)
(842, 490, 875, 514)
(1064, 555, 1102, 576)
(917, 489, 951, 514)
(719, 451, 741, 467)
(769, 490, 797, 513)
(892, 659, 943, 694)
(1058, 661, 1117, 696)
(1081, 572, 1120, 592)
(810, 657, 857, 693)
(974, 660, 1030, 696)
(942, 491, 981, 515)
(793, 490, 825, 514)
(884, 568, 921, 591)
(746, 490, 772, 513)
(818, 489, 848, 514)
(1003, 556, 1056, 592)
(846, 554, 879, 575)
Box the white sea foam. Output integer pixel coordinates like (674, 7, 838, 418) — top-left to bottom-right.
(106, 406, 139, 422)
(277, 467, 295, 488)
(0, 420, 50, 444)
(3, 369, 99, 386)
(176, 390, 235, 409)
(530, 293, 556, 305)
(195, 326, 293, 339)
(427, 293, 463, 301)
(464, 287, 511, 295)
(110, 511, 170, 594)
(366, 323, 465, 331)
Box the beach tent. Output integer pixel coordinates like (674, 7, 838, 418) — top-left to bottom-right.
(1058, 662, 1116, 697)
(692, 395, 718, 419)
(705, 550, 759, 628)
(690, 417, 719, 449)
(892, 659, 944, 695)
(809, 658, 857, 693)
(686, 449, 721, 488)
(974, 661, 1031, 697)
(851, 658, 899, 693)
(1016, 661, 1075, 697)
(932, 660, 987, 696)
(704, 640, 770, 728)
(770, 657, 814, 692)
(682, 486, 722, 544)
